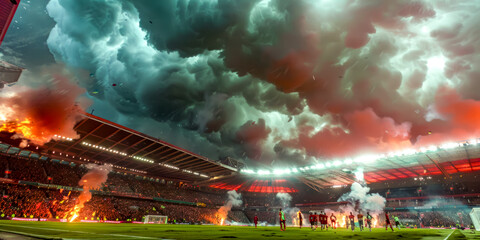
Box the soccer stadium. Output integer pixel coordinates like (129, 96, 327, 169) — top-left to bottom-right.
(1, 0, 480, 239)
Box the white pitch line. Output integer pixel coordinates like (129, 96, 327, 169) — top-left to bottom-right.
(0, 228, 62, 239)
(443, 229, 455, 240)
(0, 223, 157, 239)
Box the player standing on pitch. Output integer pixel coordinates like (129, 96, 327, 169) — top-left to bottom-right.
(279, 209, 286, 231)
(319, 211, 324, 230)
(254, 215, 258, 228)
(349, 212, 355, 231)
(394, 215, 401, 230)
(309, 212, 316, 231)
(322, 211, 328, 231)
(330, 213, 337, 229)
(385, 212, 394, 232)
(366, 212, 373, 232)
(308, 212, 315, 231)
(357, 212, 364, 231)
(298, 211, 303, 229)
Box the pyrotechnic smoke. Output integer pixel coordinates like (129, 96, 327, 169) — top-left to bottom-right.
(75, 164, 112, 211)
(0, 71, 89, 147)
(338, 168, 386, 214)
(353, 167, 365, 183)
(275, 192, 303, 226)
(216, 190, 242, 224)
(276, 192, 292, 208)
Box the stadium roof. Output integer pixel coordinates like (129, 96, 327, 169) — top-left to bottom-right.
(4, 112, 480, 192)
(298, 140, 480, 190)
(0, 0, 19, 46)
(204, 140, 480, 192)
(41, 113, 237, 182)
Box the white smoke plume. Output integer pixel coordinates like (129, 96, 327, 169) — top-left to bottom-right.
(353, 167, 365, 183)
(276, 192, 292, 208)
(216, 190, 242, 224)
(338, 168, 386, 214)
(275, 192, 303, 226)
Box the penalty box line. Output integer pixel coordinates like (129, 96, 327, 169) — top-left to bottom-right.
(0, 223, 158, 239)
(443, 229, 456, 240)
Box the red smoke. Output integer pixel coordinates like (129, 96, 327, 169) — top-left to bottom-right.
(297, 108, 411, 158)
(0, 72, 89, 146)
(416, 87, 480, 146)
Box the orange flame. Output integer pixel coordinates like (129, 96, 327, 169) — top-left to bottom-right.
(220, 218, 224, 225)
(0, 118, 40, 141)
(68, 205, 81, 222)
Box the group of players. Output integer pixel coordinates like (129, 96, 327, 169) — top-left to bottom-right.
(252, 209, 400, 232)
(308, 211, 334, 231)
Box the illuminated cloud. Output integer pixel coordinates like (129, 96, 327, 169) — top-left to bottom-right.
(3, 0, 478, 165)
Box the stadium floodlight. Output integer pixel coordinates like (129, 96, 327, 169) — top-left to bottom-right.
(258, 170, 271, 175)
(440, 142, 458, 149)
(241, 169, 254, 174)
(402, 149, 416, 155)
(427, 145, 437, 152)
(273, 169, 284, 175)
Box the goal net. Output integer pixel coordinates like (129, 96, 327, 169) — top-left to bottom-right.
(470, 208, 480, 231)
(144, 215, 168, 224)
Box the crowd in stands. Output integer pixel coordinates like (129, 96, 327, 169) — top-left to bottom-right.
(0, 154, 229, 223)
(389, 210, 473, 228)
(0, 154, 225, 205)
(0, 184, 219, 223)
(228, 210, 250, 223)
(1, 153, 480, 227)
(245, 210, 277, 224)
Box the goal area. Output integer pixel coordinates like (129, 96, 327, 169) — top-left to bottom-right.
(144, 215, 168, 224)
(470, 208, 480, 231)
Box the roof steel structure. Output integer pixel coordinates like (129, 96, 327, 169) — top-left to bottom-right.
(42, 113, 237, 181)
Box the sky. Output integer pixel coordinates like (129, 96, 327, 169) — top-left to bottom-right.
(1, 0, 480, 169)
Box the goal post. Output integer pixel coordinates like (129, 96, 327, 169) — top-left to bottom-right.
(144, 215, 168, 224)
(470, 208, 480, 231)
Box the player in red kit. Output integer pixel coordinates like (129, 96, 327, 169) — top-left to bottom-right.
(309, 212, 316, 231)
(298, 211, 303, 229)
(330, 213, 337, 229)
(321, 211, 328, 230)
(349, 212, 355, 231)
(254, 215, 258, 228)
(385, 212, 394, 232)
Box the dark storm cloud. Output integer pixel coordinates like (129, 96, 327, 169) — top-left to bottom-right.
(14, 0, 479, 166)
(46, 0, 305, 163)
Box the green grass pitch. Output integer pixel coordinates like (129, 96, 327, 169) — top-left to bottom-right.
(0, 220, 474, 239)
